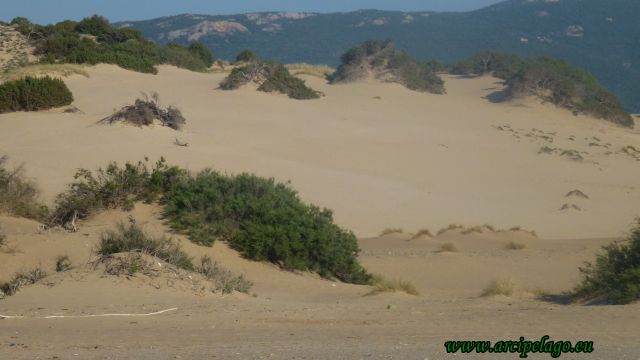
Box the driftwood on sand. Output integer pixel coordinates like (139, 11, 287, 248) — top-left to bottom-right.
(99, 92, 185, 130)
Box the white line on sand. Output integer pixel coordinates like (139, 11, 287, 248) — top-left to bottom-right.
(0, 307, 178, 319)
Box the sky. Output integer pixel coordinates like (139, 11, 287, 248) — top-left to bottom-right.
(1, 0, 504, 24)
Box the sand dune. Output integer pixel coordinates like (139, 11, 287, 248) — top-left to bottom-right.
(1, 65, 640, 359)
(0, 65, 638, 239)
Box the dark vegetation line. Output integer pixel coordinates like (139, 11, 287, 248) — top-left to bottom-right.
(330, 40, 633, 127)
(7, 16, 214, 74)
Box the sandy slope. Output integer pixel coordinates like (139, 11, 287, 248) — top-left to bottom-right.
(1, 65, 640, 359)
(0, 65, 638, 239)
(1, 206, 640, 359)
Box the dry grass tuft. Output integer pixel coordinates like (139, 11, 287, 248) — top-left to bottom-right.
(0, 155, 48, 221)
(286, 63, 334, 78)
(481, 277, 516, 297)
(367, 274, 419, 296)
(379, 228, 403, 236)
(504, 241, 527, 250)
(438, 242, 458, 253)
(2, 64, 89, 82)
(0, 267, 47, 297)
(411, 228, 433, 239)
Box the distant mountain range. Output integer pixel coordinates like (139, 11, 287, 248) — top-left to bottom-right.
(117, 0, 640, 113)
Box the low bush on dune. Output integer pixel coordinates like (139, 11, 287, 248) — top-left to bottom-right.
(0, 76, 73, 113)
(220, 53, 321, 100)
(0, 156, 49, 221)
(574, 221, 640, 304)
(329, 39, 445, 94)
(50, 159, 371, 284)
(449, 51, 632, 127)
(99, 92, 185, 130)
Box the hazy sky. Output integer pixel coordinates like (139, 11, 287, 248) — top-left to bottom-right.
(1, 0, 504, 24)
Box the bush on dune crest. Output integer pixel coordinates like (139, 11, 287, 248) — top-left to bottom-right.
(449, 51, 632, 127)
(14, 15, 214, 74)
(220, 51, 321, 100)
(575, 221, 640, 304)
(50, 159, 371, 284)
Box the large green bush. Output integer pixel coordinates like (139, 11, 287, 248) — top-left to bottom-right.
(50, 159, 370, 284)
(0, 76, 73, 113)
(163, 170, 369, 283)
(575, 220, 640, 304)
(19, 16, 213, 74)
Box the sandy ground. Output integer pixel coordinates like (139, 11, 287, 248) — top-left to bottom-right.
(1, 206, 640, 359)
(1, 65, 640, 359)
(0, 65, 638, 239)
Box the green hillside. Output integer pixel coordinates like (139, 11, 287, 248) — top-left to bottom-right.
(117, 0, 640, 113)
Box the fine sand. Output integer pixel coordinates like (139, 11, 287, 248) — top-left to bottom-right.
(1, 65, 640, 359)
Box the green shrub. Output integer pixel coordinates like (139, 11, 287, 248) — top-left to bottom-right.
(0, 76, 73, 113)
(188, 42, 214, 67)
(257, 62, 321, 99)
(220, 61, 320, 100)
(0, 156, 49, 221)
(160, 42, 213, 72)
(52, 160, 370, 284)
(235, 49, 258, 63)
(49, 158, 186, 227)
(448, 51, 525, 79)
(21, 16, 214, 74)
(164, 170, 369, 283)
(448, 51, 632, 127)
(98, 222, 194, 271)
(575, 221, 640, 304)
